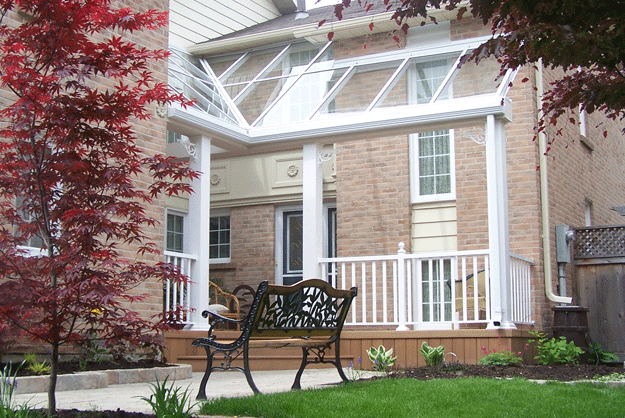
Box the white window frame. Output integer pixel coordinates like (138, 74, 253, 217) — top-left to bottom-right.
(209, 209, 231, 264)
(409, 130, 456, 203)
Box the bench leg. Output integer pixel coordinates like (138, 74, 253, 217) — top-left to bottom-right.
(292, 347, 309, 390)
(196, 346, 214, 400)
(333, 339, 350, 383)
(243, 341, 261, 394)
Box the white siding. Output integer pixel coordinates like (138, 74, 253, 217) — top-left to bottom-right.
(169, 0, 286, 48)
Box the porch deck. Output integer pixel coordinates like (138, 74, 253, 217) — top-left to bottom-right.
(164, 328, 535, 372)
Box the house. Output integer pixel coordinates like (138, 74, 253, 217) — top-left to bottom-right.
(160, 0, 625, 367)
(161, 0, 625, 368)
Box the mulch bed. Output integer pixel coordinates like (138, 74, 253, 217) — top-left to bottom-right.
(388, 363, 623, 382)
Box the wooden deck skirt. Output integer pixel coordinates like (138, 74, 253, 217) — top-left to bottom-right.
(165, 328, 536, 372)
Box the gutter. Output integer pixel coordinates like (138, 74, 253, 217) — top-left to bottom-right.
(536, 59, 573, 304)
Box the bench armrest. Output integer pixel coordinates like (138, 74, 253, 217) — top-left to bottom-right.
(202, 309, 246, 335)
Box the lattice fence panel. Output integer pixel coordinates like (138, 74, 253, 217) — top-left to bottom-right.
(574, 226, 625, 259)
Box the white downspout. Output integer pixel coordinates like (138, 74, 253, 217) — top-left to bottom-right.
(536, 60, 573, 304)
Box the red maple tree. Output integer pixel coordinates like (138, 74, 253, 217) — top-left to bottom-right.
(0, 1, 196, 414)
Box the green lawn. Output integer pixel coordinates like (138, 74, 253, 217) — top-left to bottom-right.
(199, 378, 625, 418)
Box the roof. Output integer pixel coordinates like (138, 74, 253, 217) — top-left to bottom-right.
(187, 3, 457, 55)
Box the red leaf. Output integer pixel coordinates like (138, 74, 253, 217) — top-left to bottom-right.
(328, 31, 335, 41)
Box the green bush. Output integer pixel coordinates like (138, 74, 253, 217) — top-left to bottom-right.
(419, 342, 445, 367)
(528, 331, 583, 365)
(478, 350, 522, 366)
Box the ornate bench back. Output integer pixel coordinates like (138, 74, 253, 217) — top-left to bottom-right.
(244, 279, 357, 339)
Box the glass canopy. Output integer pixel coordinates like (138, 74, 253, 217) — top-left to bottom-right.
(168, 38, 513, 132)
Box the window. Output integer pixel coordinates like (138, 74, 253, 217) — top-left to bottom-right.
(409, 58, 456, 203)
(414, 59, 450, 104)
(166, 213, 185, 253)
(416, 131, 453, 197)
(209, 214, 230, 262)
(15, 197, 44, 250)
(167, 131, 182, 144)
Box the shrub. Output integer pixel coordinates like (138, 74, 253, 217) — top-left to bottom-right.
(528, 331, 583, 365)
(479, 350, 522, 366)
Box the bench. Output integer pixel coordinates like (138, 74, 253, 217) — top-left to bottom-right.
(192, 279, 358, 399)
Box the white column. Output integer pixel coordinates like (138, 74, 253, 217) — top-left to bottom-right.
(485, 115, 515, 329)
(187, 135, 211, 329)
(302, 142, 324, 280)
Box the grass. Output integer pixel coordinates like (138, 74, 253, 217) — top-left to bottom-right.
(199, 378, 625, 418)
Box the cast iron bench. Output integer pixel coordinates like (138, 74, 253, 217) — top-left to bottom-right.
(192, 279, 358, 399)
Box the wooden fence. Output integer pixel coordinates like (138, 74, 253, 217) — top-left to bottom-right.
(573, 225, 625, 358)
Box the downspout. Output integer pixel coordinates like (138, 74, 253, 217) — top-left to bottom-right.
(536, 59, 573, 304)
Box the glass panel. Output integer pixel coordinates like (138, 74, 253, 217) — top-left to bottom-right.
(256, 67, 335, 126)
(377, 69, 410, 108)
(451, 56, 502, 99)
(421, 259, 452, 322)
(209, 215, 230, 260)
(286, 213, 303, 273)
(316, 60, 404, 117)
(221, 47, 285, 88)
(166, 214, 184, 253)
(168, 50, 237, 123)
(414, 58, 452, 103)
(236, 77, 286, 125)
(206, 55, 244, 78)
(417, 131, 451, 197)
(419, 176, 435, 196)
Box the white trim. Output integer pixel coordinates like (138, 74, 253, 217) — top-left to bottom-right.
(167, 94, 512, 149)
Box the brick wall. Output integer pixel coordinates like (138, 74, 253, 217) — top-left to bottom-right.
(335, 136, 411, 256)
(118, 0, 171, 320)
(210, 205, 276, 292)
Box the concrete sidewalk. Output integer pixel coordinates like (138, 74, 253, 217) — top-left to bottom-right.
(13, 368, 346, 415)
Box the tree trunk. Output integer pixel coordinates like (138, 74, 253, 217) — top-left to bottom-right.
(47, 343, 58, 417)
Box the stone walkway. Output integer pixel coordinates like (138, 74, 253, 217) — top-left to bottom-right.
(13, 368, 346, 415)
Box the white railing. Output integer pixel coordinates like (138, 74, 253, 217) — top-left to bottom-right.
(509, 253, 533, 324)
(163, 251, 196, 325)
(319, 243, 533, 329)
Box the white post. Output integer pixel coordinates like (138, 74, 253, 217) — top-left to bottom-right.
(186, 135, 211, 329)
(302, 142, 324, 280)
(396, 242, 409, 331)
(485, 115, 515, 329)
